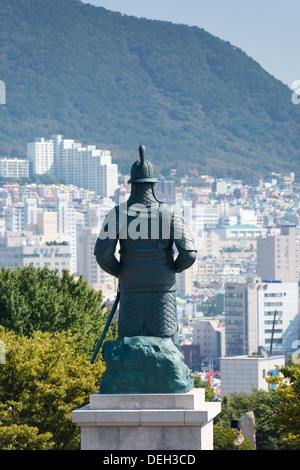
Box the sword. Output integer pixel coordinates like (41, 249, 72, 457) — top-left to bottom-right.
(90, 290, 120, 364)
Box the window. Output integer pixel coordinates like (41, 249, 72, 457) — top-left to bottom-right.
(265, 293, 282, 297)
(264, 302, 282, 307)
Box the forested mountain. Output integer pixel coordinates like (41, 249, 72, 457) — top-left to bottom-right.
(0, 0, 299, 178)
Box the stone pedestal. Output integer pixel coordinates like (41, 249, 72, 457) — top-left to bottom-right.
(72, 388, 221, 450)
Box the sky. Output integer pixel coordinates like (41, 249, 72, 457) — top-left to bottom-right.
(81, 0, 300, 88)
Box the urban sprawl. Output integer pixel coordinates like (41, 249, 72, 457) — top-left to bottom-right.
(0, 135, 299, 400)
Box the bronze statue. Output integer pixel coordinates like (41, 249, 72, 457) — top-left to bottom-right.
(94, 145, 197, 345)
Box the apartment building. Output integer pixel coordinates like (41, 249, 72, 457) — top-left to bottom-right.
(0, 158, 32, 178)
(27, 135, 118, 198)
(225, 276, 299, 356)
(27, 137, 56, 176)
(257, 224, 300, 283)
(76, 226, 118, 300)
(56, 193, 77, 274)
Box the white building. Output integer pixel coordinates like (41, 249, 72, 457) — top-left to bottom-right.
(257, 224, 300, 283)
(0, 158, 32, 178)
(24, 196, 39, 228)
(183, 203, 219, 236)
(213, 225, 264, 240)
(222, 207, 258, 227)
(4, 205, 25, 231)
(76, 226, 117, 301)
(27, 135, 118, 198)
(176, 267, 194, 296)
(86, 199, 115, 234)
(97, 153, 118, 198)
(0, 231, 72, 274)
(27, 137, 56, 176)
(220, 355, 285, 398)
(56, 193, 77, 274)
(225, 276, 299, 356)
(257, 281, 299, 353)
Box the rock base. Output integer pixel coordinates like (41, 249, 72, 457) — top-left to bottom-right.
(99, 336, 194, 394)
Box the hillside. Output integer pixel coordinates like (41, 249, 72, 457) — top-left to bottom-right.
(0, 0, 299, 178)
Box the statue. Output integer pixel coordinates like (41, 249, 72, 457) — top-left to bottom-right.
(93, 145, 197, 393)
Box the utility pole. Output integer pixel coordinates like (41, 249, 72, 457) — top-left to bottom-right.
(269, 310, 277, 356)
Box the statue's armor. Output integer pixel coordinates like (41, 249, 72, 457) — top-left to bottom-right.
(94, 147, 197, 343)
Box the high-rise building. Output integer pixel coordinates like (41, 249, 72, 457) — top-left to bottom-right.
(225, 276, 299, 356)
(176, 267, 194, 297)
(27, 135, 118, 198)
(257, 225, 300, 283)
(56, 193, 77, 274)
(24, 196, 38, 228)
(76, 226, 118, 300)
(4, 205, 25, 231)
(27, 137, 56, 176)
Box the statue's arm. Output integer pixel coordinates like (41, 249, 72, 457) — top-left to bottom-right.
(94, 208, 120, 278)
(94, 237, 120, 278)
(171, 211, 197, 273)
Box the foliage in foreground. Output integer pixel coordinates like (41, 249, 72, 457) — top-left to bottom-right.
(0, 265, 118, 357)
(191, 373, 216, 401)
(267, 357, 300, 450)
(214, 389, 281, 450)
(0, 327, 104, 450)
(213, 426, 253, 450)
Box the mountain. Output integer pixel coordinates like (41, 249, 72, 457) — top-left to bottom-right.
(0, 0, 299, 178)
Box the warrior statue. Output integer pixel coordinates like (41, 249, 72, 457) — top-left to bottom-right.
(94, 145, 197, 346)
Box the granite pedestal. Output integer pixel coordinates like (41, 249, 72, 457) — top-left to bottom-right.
(72, 388, 221, 450)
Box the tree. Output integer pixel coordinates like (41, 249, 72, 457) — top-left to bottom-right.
(0, 327, 105, 450)
(191, 373, 216, 401)
(213, 425, 253, 450)
(214, 389, 281, 449)
(267, 357, 300, 450)
(0, 265, 117, 357)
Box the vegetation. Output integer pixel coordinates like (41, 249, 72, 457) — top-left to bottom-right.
(0, 265, 117, 449)
(0, 0, 299, 178)
(213, 426, 253, 450)
(0, 265, 117, 357)
(215, 389, 282, 449)
(267, 357, 300, 450)
(191, 373, 216, 401)
(0, 265, 299, 450)
(0, 327, 104, 449)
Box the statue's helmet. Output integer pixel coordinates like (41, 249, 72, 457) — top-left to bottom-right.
(128, 145, 158, 183)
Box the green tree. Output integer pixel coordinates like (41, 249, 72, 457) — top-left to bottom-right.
(215, 389, 281, 449)
(191, 373, 216, 401)
(213, 425, 253, 450)
(0, 265, 117, 357)
(0, 327, 104, 450)
(267, 357, 300, 450)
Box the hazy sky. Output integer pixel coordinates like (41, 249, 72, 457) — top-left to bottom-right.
(81, 0, 300, 88)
